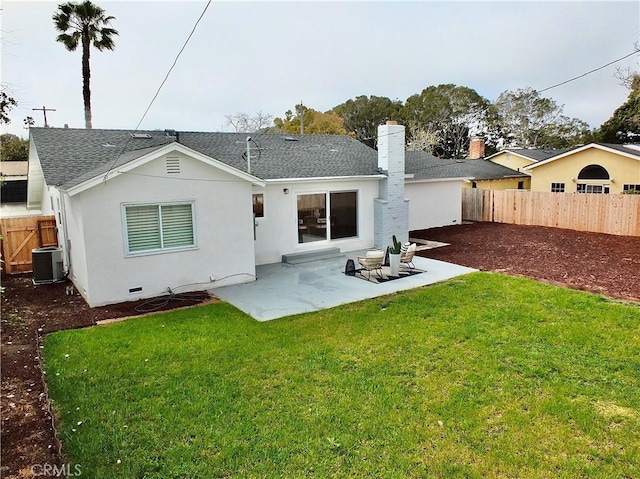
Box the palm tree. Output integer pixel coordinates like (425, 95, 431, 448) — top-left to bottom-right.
(53, 1, 118, 129)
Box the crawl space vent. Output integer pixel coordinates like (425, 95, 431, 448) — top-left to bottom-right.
(166, 157, 180, 174)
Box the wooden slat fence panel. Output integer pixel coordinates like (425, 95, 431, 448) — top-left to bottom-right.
(461, 188, 484, 221)
(0, 215, 58, 273)
(461, 189, 640, 236)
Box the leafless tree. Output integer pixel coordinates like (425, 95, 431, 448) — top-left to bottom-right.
(225, 111, 274, 133)
(614, 41, 640, 90)
(406, 123, 438, 153)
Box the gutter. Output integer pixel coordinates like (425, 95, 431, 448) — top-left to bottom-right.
(265, 174, 386, 184)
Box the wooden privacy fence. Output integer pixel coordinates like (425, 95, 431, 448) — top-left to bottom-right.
(0, 216, 58, 274)
(462, 189, 640, 236)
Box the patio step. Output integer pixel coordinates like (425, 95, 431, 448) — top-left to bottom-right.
(282, 247, 343, 265)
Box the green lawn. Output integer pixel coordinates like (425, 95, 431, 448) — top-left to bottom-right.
(44, 272, 640, 478)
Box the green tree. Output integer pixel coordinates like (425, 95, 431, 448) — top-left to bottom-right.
(403, 84, 489, 158)
(331, 95, 403, 149)
(489, 87, 590, 149)
(53, 0, 118, 129)
(0, 134, 28, 162)
(273, 105, 347, 135)
(0, 91, 18, 124)
(597, 88, 640, 143)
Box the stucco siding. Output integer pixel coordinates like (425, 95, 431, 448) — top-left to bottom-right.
(529, 149, 640, 194)
(406, 180, 462, 231)
(254, 179, 379, 265)
(26, 141, 48, 213)
(462, 177, 531, 190)
(61, 190, 90, 300)
(66, 152, 256, 307)
(490, 152, 535, 171)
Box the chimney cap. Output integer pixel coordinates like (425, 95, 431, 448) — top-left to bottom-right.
(386, 120, 398, 125)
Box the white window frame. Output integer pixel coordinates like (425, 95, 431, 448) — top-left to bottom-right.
(577, 184, 609, 194)
(122, 201, 197, 256)
(551, 182, 565, 193)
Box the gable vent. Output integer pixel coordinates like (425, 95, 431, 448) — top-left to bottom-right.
(166, 157, 181, 174)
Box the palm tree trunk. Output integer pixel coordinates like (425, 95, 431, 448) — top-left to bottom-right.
(82, 31, 92, 129)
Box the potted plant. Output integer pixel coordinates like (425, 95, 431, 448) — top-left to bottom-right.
(389, 235, 401, 276)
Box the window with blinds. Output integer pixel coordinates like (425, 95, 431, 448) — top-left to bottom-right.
(124, 202, 195, 255)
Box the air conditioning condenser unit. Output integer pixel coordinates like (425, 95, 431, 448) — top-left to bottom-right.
(32, 247, 65, 284)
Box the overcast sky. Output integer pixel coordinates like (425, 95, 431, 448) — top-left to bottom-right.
(2, 1, 639, 138)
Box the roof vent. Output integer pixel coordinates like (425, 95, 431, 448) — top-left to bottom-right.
(283, 136, 298, 141)
(131, 133, 151, 139)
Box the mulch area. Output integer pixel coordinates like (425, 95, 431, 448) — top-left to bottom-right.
(2, 222, 639, 478)
(412, 222, 640, 303)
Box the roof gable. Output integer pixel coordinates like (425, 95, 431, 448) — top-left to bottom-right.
(486, 148, 570, 163)
(30, 128, 380, 190)
(66, 142, 265, 196)
(524, 143, 640, 170)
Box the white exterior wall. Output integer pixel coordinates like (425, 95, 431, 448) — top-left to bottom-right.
(26, 140, 51, 214)
(405, 180, 463, 231)
(59, 188, 90, 295)
(254, 179, 379, 265)
(65, 152, 256, 307)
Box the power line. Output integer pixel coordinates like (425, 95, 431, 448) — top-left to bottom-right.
(133, 0, 211, 132)
(537, 50, 638, 93)
(103, 0, 211, 182)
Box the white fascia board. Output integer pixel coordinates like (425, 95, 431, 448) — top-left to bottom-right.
(66, 142, 265, 196)
(406, 176, 472, 184)
(265, 174, 386, 184)
(524, 143, 640, 171)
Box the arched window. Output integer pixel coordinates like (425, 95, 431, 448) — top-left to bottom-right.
(577, 164, 609, 180)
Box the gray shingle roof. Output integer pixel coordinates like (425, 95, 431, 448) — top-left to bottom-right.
(597, 143, 640, 158)
(496, 148, 571, 162)
(30, 128, 379, 189)
(405, 151, 528, 181)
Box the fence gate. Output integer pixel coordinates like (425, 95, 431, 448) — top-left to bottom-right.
(0, 215, 58, 274)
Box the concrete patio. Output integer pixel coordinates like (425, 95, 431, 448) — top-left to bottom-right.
(213, 252, 476, 321)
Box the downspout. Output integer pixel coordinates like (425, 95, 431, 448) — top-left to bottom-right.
(246, 136, 252, 174)
(58, 191, 72, 275)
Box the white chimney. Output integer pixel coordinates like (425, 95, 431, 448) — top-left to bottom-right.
(374, 121, 409, 248)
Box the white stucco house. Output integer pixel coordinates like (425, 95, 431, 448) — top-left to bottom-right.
(27, 123, 468, 307)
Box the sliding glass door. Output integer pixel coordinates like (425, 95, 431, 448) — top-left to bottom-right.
(297, 191, 357, 244)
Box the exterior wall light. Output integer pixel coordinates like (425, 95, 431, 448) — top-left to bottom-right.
(283, 188, 289, 194)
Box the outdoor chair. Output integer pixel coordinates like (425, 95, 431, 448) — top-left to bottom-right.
(400, 242, 417, 270)
(357, 249, 385, 280)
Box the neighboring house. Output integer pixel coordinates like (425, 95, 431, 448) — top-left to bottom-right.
(487, 148, 570, 172)
(405, 151, 476, 229)
(27, 123, 461, 307)
(1, 161, 31, 217)
(523, 143, 640, 194)
(457, 159, 530, 190)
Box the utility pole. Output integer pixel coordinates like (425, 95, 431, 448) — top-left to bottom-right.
(297, 102, 304, 134)
(32, 106, 56, 128)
